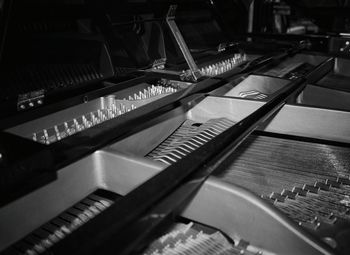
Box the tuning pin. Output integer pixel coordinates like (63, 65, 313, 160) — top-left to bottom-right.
(120, 104, 125, 114)
(112, 104, 117, 114)
(113, 106, 118, 115)
(103, 109, 109, 120)
(118, 103, 124, 114)
(326, 213, 337, 224)
(32, 132, 37, 142)
(82, 116, 88, 128)
(54, 125, 61, 140)
(103, 110, 107, 120)
(96, 109, 103, 123)
(68, 123, 76, 135)
(143, 89, 147, 98)
(106, 109, 111, 119)
(43, 129, 49, 144)
(63, 122, 69, 134)
(100, 110, 105, 122)
(91, 113, 98, 125)
(95, 114, 101, 124)
(37, 132, 46, 144)
(73, 119, 80, 131)
(89, 113, 95, 126)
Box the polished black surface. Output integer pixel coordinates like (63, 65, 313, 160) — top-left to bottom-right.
(1, 1, 349, 254)
(0, 131, 55, 206)
(51, 77, 305, 254)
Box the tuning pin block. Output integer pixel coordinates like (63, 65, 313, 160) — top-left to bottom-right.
(314, 181, 330, 191)
(292, 187, 308, 196)
(281, 189, 297, 200)
(302, 184, 319, 194)
(326, 213, 338, 224)
(337, 176, 350, 186)
(269, 192, 286, 203)
(325, 179, 341, 189)
(198, 53, 246, 77)
(299, 218, 321, 230)
(30, 82, 180, 145)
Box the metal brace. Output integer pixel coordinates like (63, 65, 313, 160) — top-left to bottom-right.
(166, 5, 202, 82)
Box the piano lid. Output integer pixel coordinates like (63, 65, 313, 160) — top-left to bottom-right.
(0, 0, 251, 118)
(0, 0, 11, 64)
(89, 0, 250, 70)
(149, 0, 251, 54)
(0, 0, 114, 120)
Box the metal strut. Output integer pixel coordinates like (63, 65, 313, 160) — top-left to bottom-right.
(166, 5, 202, 82)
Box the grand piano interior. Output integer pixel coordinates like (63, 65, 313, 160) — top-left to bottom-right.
(1, 0, 350, 254)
